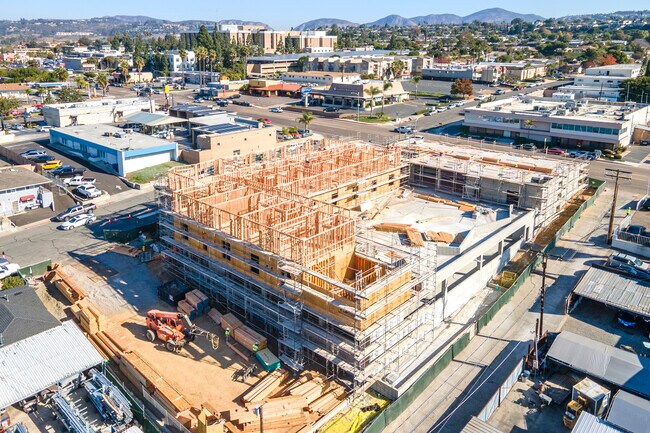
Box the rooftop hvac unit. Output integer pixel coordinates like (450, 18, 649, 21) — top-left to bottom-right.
(556, 109, 567, 115)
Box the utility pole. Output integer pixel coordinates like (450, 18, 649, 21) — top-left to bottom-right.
(605, 168, 633, 244)
(539, 253, 548, 340)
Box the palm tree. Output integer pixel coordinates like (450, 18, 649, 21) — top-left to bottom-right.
(74, 75, 87, 90)
(364, 86, 381, 116)
(195, 46, 208, 72)
(119, 61, 130, 84)
(297, 111, 314, 132)
(382, 81, 393, 112)
(411, 76, 421, 100)
(134, 56, 145, 83)
(96, 72, 108, 97)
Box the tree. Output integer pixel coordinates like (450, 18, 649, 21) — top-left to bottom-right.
(179, 48, 187, 84)
(195, 46, 208, 72)
(364, 86, 381, 115)
(134, 56, 145, 82)
(74, 75, 88, 91)
(597, 54, 618, 66)
(450, 78, 473, 98)
(96, 72, 108, 96)
(119, 61, 130, 83)
(1, 275, 25, 290)
(296, 55, 309, 71)
(57, 87, 84, 103)
(389, 60, 406, 79)
(411, 76, 421, 99)
(0, 96, 20, 130)
(43, 91, 55, 105)
(297, 111, 314, 131)
(382, 81, 393, 112)
(621, 77, 650, 103)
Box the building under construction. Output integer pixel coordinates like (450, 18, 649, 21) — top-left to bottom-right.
(159, 139, 586, 396)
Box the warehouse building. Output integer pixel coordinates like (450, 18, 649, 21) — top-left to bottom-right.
(43, 98, 152, 127)
(0, 286, 104, 411)
(50, 125, 178, 176)
(464, 97, 650, 150)
(0, 167, 53, 216)
(158, 139, 587, 397)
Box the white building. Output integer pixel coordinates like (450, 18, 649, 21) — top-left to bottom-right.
(49, 125, 178, 176)
(279, 71, 361, 85)
(43, 98, 152, 128)
(167, 50, 196, 73)
(561, 64, 642, 102)
(463, 97, 650, 150)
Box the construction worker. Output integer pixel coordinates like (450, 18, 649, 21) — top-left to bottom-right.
(252, 342, 259, 353)
(627, 207, 631, 216)
(225, 328, 231, 342)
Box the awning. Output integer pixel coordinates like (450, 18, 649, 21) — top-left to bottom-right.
(20, 194, 35, 202)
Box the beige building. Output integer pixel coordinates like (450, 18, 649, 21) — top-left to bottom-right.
(280, 71, 361, 85)
(183, 127, 278, 163)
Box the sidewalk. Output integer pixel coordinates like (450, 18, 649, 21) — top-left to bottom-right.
(382, 188, 624, 433)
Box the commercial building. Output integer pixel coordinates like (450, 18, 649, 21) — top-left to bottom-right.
(158, 138, 586, 396)
(423, 61, 546, 83)
(0, 286, 104, 410)
(167, 50, 197, 73)
(313, 81, 409, 111)
(49, 124, 179, 176)
(463, 97, 650, 150)
(43, 98, 152, 128)
(279, 71, 361, 86)
(0, 83, 30, 100)
(247, 79, 301, 97)
(182, 27, 336, 55)
(560, 64, 642, 102)
(0, 167, 53, 216)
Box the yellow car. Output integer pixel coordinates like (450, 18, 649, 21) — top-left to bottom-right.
(41, 160, 62, 170)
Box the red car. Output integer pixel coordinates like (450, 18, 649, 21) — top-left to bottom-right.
(257, 118, 272, 126)
(546, 147, 566, 155)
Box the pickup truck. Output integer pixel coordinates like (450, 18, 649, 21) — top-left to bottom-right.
(63, 175, 96, 187)
(75, 185, 102, 199)
(54, 203, 97, 221)
(50, 165, 86, 178)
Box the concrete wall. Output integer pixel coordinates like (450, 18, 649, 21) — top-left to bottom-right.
(120, 150, 176, 175)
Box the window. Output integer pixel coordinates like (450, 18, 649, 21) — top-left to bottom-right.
(222, 241, 231, 260)
(250, 253, 260, 274)
(332, 192, 339, 200)
(371, 180, 377, 186)
(203, 244, 208, 251)
(352, 185, 359, 192)
(181, 223, 189, 232)
(389, 174, 395, 180)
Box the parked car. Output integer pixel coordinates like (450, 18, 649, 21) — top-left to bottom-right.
(546, 147, 566, 155)
(474, 95, 488, 101)
(10, 124, 24, 131)
(626, 225, 647, 236)
(228, 94, 241, 99)
(41, 160, 62, 170)
(270, 107, 283, 113)
(323, 106, 339, 112)
(76, 185, 101, 199)
(514, 143, 537, 151)
(424, 109, 435, 116)
(609, 252, 650, 272)
(298, 129, 313, 137)
(32, 154, 56, 163)
(50, 165, 86, 178)
(38, 125, 53, 132)
(63, 175, 96, 187)
(393, 126, 414, 134)
(55, 203, 97, 221)
(20, 149, 47, 159)
(603, 260, 650, 279)
(194, 98, 204, 103)
(59, 213, 96, 230)
(257, 118, 272, 126)
(495, 89, 506, 95)
(0, 262, 20, 279)
(233, 100, 252, 107)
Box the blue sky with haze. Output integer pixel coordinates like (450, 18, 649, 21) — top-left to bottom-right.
(3, 0, 648, 29)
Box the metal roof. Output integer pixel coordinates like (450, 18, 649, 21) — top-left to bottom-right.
(607, 390, 650, 433)
(0, 286, 60, 346)
(0, 320, 104, 409)
(572, 267, 650, 318)
(546, 331, 650, 399)
(194, 123, 249, 135)
(572, 412, 625, 433)
(123, 112, 186, 127)
(460, 417, 504, 433)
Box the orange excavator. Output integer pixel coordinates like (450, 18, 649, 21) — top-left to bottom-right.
(145, 310, 219, 353)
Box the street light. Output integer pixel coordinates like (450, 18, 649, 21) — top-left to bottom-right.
(355, 91, 360, 122)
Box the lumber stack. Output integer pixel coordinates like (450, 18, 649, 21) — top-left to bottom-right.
(221, 313, 243, 332)
(406, 228, 424, 247)
(71, 298, 108, 335)
(230, 395, 310, 433)
(186, 289, 209, 315)
(47, 263, 87, 304)
(177, 299, 197, 320)
(233, 326, 267, 352)
(307, 386, 346, 415)
(111, 244, 141, 257)
(208, 309, 223, 325)
(242, 369, 288, 403)
(425, 231, 455, 244)
(373, 222, 410, 233)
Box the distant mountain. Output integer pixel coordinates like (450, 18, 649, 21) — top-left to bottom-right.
(294, 18, 358, 31)
(217, 19, 269, 27)
(410, 14, 463, 25)
(366, 14, 417, 27)
(108, 15, 158, 22)
(461, 8, 544, 23)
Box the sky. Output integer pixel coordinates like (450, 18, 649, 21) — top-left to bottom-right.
(3, 0, 649, 29)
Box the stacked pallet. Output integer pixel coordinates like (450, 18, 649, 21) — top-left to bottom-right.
(221, 313, 243, 332)
(373, 222, 410, 233)
(234, 326, 267, 352)
(425, 231, 455, 244)
(208, 309, 223, 326)
(307, 386, 346, 415)
(230, 395, 310, 433)
(241, 369, 288, 403)
(111, 244, 141, 257)
(46, 263, 87, 304)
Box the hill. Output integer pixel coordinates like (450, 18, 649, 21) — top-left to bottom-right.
(410, 14, 463, 25)
(461, 8, 544, 23)
(366, 14, 417, 27)
(295, 18, 358, 31)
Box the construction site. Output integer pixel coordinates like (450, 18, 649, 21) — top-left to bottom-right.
(158, 137, 590, 401)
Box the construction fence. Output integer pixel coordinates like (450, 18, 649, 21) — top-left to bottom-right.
(362, 178, 606, 433)
(477, 358, 524, 421)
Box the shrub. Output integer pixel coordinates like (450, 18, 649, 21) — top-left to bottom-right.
(1, 275, 25, 290)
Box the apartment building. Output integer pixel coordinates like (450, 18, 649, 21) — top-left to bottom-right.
(560, 64, 642, 102)
(464, 97, 650, 150)
(167, 50, 197, 73)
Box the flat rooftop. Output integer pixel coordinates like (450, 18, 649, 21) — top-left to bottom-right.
(52, 124, 176, 151)
(45, 97, 148, 110)
(283, 71, 360, 77)
(0, 167, 51, 192)
(466, 97, 646, 123)
(408, 140, 585, 183)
